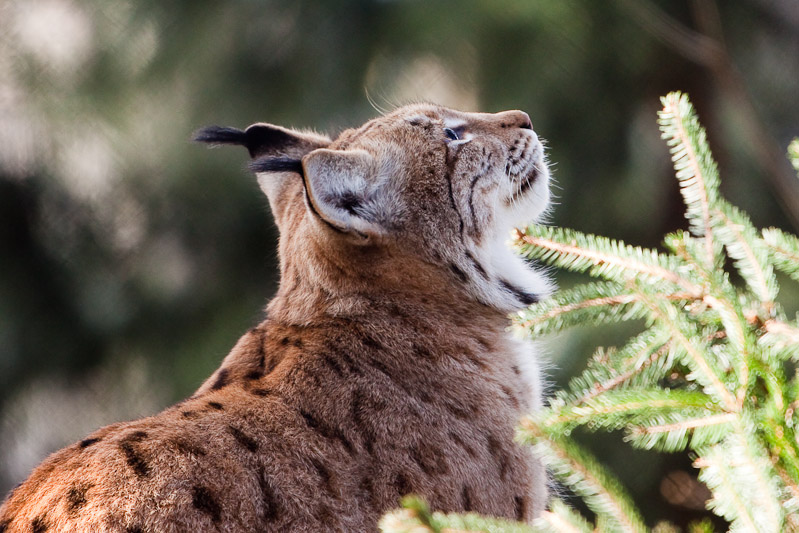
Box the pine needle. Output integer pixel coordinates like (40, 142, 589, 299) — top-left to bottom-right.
(763, 227, 799, 283)
(658, 91, 720, 267)
(519, 424, 647, 533)
(532, 500, 593, 533)
(514, 225, 700, 294)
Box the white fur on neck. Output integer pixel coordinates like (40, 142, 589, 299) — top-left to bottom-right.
(465, 159, 554, 312)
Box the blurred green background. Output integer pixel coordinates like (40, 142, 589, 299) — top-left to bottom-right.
(1, 0, 797, 527)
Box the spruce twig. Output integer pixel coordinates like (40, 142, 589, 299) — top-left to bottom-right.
(518, 422, 647, 533)
(658, 92, 719, 267)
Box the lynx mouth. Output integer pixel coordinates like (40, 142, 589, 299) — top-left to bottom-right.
(504, 138, 545, 206)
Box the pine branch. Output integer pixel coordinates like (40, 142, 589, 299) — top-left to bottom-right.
(514, 226, 701, 294)
(637, 290, 739, 411)
(695, 426, 783, 532)
(658, 91, 720, 267)
(512, 282, 649, 336)
(518, 424, 648, 533)
(379, 496, 534, 533)
(763, 227, 799, 283)
(712, 202, 778, 302)
(626, 411, 735, 452)
(761, 319, 799, 360)
(532, 500, 593, 533)
(538, 389, 717, 436)
(561, 330, 673, 406)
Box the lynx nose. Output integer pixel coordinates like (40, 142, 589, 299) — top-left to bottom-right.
(496, 110, 533, 130)
(517, 112, 533, 130)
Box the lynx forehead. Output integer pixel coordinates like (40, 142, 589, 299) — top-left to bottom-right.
(1, 104, 552, 532)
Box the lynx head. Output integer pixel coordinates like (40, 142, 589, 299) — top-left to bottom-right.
(195, 104, 553, 314)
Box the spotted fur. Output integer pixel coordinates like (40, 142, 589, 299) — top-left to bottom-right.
(0, 104, 553, 531)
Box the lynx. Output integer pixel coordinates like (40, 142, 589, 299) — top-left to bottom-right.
(0, 103, 553, 532)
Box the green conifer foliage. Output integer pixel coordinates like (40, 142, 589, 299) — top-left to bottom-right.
(380, 94, 799, 532)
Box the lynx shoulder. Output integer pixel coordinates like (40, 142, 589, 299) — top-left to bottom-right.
(0, 104, 553, 532)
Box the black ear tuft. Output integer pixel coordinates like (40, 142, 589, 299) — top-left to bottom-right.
(249, 156, 304, 175)
(193, 126, 248, 147)
(241, 125, 303, 159)
(193, 124, 317, 158)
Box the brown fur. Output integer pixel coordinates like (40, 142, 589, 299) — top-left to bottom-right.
(0, 104, 553, 532)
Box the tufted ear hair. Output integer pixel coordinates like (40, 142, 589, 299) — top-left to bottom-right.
(193, 123, 330, 160)
(301, 149, 390, 240)
(194, 123, 331, 221)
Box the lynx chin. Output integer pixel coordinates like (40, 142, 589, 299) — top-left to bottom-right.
(0, 103, 554, 532)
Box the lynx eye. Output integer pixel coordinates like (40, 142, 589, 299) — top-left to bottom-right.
(443, 127, 460, 141)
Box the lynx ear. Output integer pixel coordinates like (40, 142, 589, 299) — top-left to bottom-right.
(195, 123, 331, 220)
(301, 149, 390, 239)
(193, 123, 329, 159)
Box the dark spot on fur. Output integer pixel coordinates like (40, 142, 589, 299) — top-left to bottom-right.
(359, 333, 384, 351)
(170, 437, 206, 456)
(366, 356, 395, 382)
(31, 516, 47, 533)
(515, 495, 527, 521)
(450, 431, 478, 458)
(292, 338, 304, 349)
(320, 352, 345, 377)
(207, 401, 224, 410)
(462, 485, 474, 512)
(488, 435, 510, 481)
(79, 437, 100, 449)
(499, 454, 511, 481)
(351, 390, 376, 455)
(0, 520, 9, 533)
(326, 344, 357, 374)
(360, 474, 377, 507)
(128, 431, 148, 442)
(444, 162, 465, 237)
(411, 443, 448, 476)
(66, 483, 92, 514)
(487, 435, 511, 481)
(126, 527, 143, 533)
(475, 336, 491, 351)
(310, 458, 335, 494)
(280, 336, 290, 346)
(245, 369, 263, 380)
(394, 473, 413, 498)
(512, 365, 521, 376)
(192, 486, 221, 523)
(265, 353, 279, 375)
(210, 368, 229, 391)
(250, 387, 272, 397)
(181, 410, 198, 419)
(259, 470, 281, 522)
(464, 251, 489, 280)
(119, 437, 150, 478)
(255, 333, 267, 370)
(413, 344, 434, 360)
(499, 279, 538, 306)
(502, 385, 520, 409)
(449, 263, 469, 283)
(229, 426, 258, 452)
(487, 434, 501, 455)
(443, 397, 477, 420)
(462, 348, 488, 370)
(300, 409, 355, 455)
